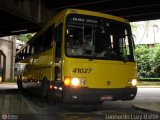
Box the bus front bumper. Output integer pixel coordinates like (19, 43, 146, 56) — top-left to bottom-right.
(62, 87, 137, 103)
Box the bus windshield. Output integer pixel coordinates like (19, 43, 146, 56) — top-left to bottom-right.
(65, 14, 135, 61)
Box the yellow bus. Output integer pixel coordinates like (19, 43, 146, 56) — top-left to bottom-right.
(15, 9, 137, 103)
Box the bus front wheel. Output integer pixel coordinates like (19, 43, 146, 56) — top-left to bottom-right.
(47, 81, 63, 104)
(17, 79, 23, 91)
(47, 89, 56, 104)
(41, 78, 49, 97)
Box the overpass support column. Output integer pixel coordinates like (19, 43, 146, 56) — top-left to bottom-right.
(0, 50, 6, 82)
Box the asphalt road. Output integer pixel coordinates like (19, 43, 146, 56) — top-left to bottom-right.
(0, 83, 159, 120)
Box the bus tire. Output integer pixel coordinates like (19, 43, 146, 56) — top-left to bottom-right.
(47, 88, 56, 104)
(47, 81, 58, 104)
(41, 78, 49, 97)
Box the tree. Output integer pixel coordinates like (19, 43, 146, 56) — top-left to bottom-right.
(16, 33, 34, 43)
(135, 44, 160, 78)
(152, 44, 160, 77)
(135, 45, 154, 78)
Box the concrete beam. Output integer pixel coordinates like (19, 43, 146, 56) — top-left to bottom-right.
(0, 0, 56, 26)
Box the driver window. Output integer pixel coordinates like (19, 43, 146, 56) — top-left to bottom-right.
(66, 26, 83, 56)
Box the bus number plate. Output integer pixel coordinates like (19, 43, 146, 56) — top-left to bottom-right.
(72, 68, 92, 74)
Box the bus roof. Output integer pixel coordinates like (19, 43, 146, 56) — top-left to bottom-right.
(16, 9, 129, 54)
(65, 9, 129, 24)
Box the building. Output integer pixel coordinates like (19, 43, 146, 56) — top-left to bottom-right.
(0, 36, 16, 81)
(131, 20, 160, 47)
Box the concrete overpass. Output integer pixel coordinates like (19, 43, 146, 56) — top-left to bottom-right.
(0, 0, 160, 37)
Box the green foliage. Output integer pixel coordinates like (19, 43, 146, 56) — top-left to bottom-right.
(135, 44, 160, 78)
(16, 33, 33, 43)
(139, 78, 160, 81)
(5, 78, 16, 83)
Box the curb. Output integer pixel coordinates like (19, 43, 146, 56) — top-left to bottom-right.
(132, 104, 160, 114)
(138, 86, 160, 88)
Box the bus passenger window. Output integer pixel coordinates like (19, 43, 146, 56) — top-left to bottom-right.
(55, 42, 61, 58)
(55, 23, 63, 58)
(31, 47, 34, 54)
(54, 23, 63, 43)
(43, 26, 54, 50)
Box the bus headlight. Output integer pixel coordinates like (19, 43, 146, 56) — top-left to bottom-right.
(64, 77, 85, 87)
(71, 78, 80, 87)
(131, 79, 138, 86)
(128, 79, 138, 86)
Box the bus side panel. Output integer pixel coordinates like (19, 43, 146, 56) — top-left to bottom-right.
(22, 48, 54, 95)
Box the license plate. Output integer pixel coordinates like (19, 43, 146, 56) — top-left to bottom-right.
(100, 96, 113, 101)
